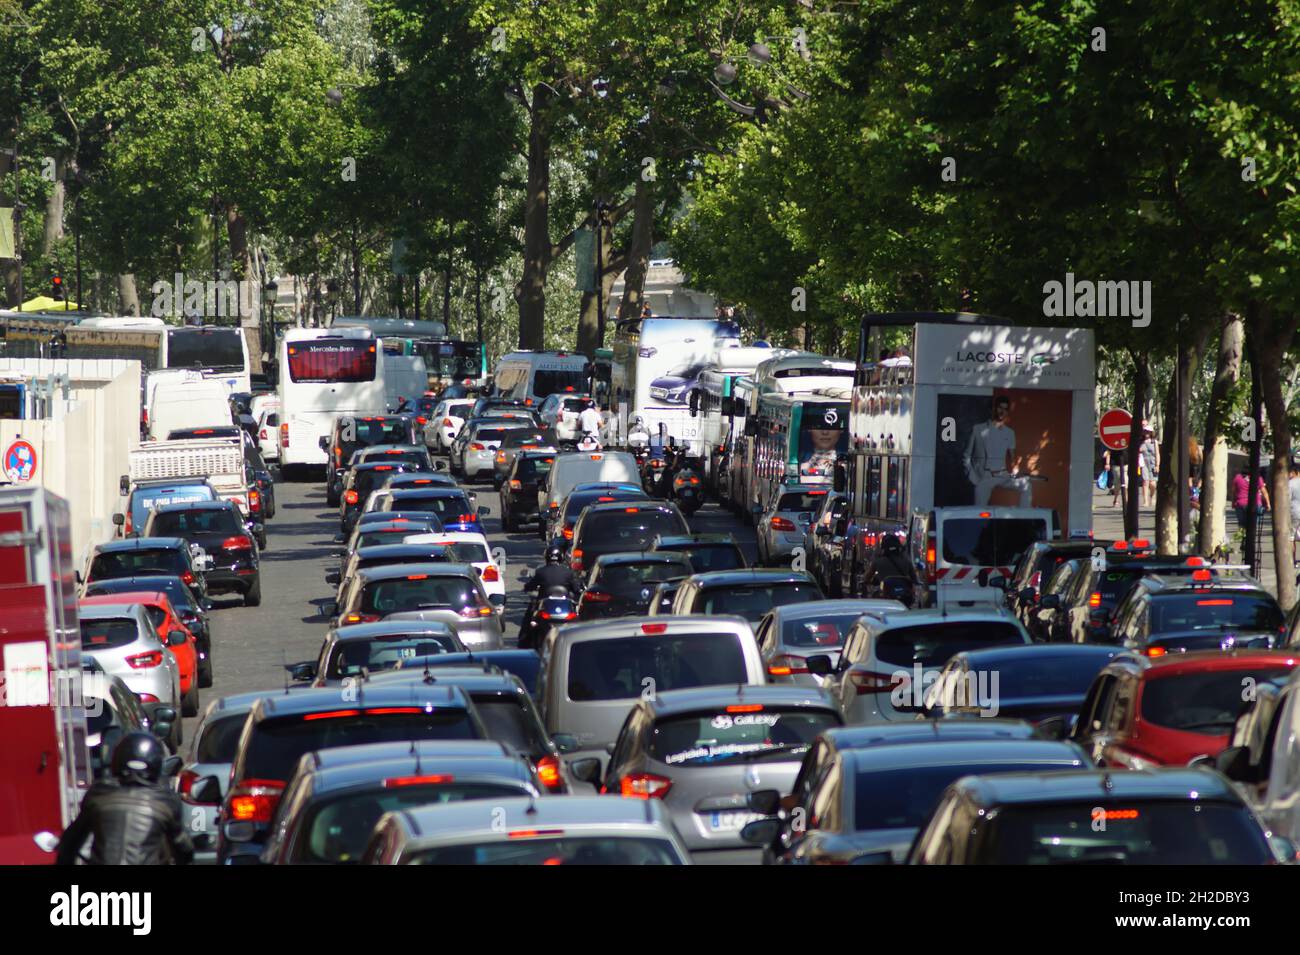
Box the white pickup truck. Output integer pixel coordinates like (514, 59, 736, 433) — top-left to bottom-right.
(127, 438, 251, 518)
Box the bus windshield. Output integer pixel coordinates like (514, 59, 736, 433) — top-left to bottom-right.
(288, 341, 377, 383)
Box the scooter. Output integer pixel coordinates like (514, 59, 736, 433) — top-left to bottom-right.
(641, 452, 669, 497)
(519, 585, 578, 651)
(670, 459, 705, 516)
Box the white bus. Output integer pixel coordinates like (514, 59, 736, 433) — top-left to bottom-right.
(277, 327, 387, 475)
(492, 350, 590, 406)
(692, 346, 795, 491)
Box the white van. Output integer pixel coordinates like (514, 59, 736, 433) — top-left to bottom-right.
(382, 352, 429, 413)
(493, 351, 590, 407)
(539, 450, 641, 518)
(148, 375, 232, 440)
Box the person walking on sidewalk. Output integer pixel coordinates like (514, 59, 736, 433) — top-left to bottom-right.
(1138, 425, 1160, 508)
(1232, 467, 1271, 529)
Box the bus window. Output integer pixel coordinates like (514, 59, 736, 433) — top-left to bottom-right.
(288, 341, 377, 383)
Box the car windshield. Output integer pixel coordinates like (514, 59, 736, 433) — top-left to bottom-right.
(148, 508, 242, 536)
(566, 632, 748, 701)
(90, 549, 185, 580)
(856, 761, 1078, 831)
(80, 618, 140, 650)
(502, 431, 554, 449)
(410, 836, 681, 865)
(471, 427, 525, 444)
(473, 697, 550, 755)
(243, 711, 479, 779)
(941, 518, 1049, 566)
(388, 494, 473, 521)
(874, 622, 1024, 668)
(349, 419, 411, 445)
(650, 708, 839, 766)
(676, 545, 744, 573)
(595, 561, 690, 595)
(777, 491, 831, 513)
(329, 636, 456, 678)
(515, 456, 555, 481)
(131, 485, 214, 527)
(699, 583, 822, 623)
(781, 612, 864, 649)
(356, 528, 429, 548)
(1141, 667, 1294, 734)
(984, 801, 1270, 864)
(196, 714, 248, 763)
(360, 576, 479, 614)
(1149, 594, 1284, 633)
(533, 369, 588, 397)
(307, 783, 526, 864)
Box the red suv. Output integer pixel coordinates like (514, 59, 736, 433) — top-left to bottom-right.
(79, 590, 200, 716)
(1067, 650, 1299, 768)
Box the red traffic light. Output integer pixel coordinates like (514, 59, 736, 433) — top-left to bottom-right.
(51, 275, 64, 300)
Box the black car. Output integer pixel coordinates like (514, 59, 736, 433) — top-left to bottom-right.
(322, 415, 419, 506)
(82, 573, 215, 688)
(84, 537, 208, 606)
(650, 534, 747, 573)
(577, 553, 695, 620)
(244, 446, 277, 521)
(1110, 573, 1285, 656)
(395, 650, 543, 696)
(350, 444, 434, 472)
(382, 487, 486, 535)
(997, 540, 1114, 626)
(143, 501, 262, 606)
(339, 460, 427, 533)
(493, 428, 559, 489)
(293, 620, 466, 686)
(669, 569, 825, 624)
(328, 543, 452, 596)
(545, 482, 649, 544)
(568, 500, 690, 580)
(500, 450, 556, 532)
(805, 491, 849, 595)
(1022, 557, 1089, 643)
(647, 579, 685, 615)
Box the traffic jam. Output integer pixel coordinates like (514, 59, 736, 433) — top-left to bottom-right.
(3, 312, 1299, 871)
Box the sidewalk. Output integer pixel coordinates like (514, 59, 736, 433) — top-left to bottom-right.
(1090, 487, 1281, 597)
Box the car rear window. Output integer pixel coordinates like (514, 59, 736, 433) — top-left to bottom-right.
(1141, 667, 1294, 735)
(502, 431, 554, 449)
(855, 761, 1077, 831)
(650, 708, 839, 766)
(356, 529, 421, 549)
(566, 632, 749, 701)
(781, 611, 864, 648)
(195, 714, 248, 763)
(1149, 594, 1284, 634)
(965, 656, 1108, 699)
(874, 622, 1024, 668)
(243, 710, 480, 780)
(471, 428, 519, 443)
(360, 576, 480, 614)
(940, 518, 1048, 566)
(472, 696, 550, 755)
(563, 489, 645, 521)
(307, 783, 525, 864)
(699, 582, 822, 623)
(778, 491, 831, 513)
(984, 801, 1270, 864)
(359, 450, 429, 469)
(515, 456, 555, 481)
(595, 561, 690, 594)
(147, 508, 242, 537)
(675, 545, 745, 573)
(578, 509, 687, 549)
(80, 618, 141, 650)
(90, 549, 186, 580)
(350, 419, 411, 446)
(389, 494, 472, 521)
(329, 636, 457, 678)
(410, 836, 681, 866)
(428, 541, 489, 563)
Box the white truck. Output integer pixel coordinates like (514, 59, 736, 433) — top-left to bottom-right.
(147, 372, 232, 440)
(126, 438, 250, 518)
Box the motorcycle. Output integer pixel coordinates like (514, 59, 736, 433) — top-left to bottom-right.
(519, 585, 578, 651)
(641, 452, 668, 497)
(670, 460, 705, 516)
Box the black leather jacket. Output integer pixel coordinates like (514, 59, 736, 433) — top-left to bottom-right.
(525, 564, 579, 597)
(56, 779, 194, 866)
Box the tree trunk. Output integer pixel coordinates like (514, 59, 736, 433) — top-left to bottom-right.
(1155, 321, 1211, 553)
(516, 84, 553, 350)
(41, 158, 65, 256)
(117, 274, 140, 316)
(1124, 351, 1151, 540)
(1198, 314, 1243, 555)
(1250, 306, 1299, 609)
(616, 175, 655, 322)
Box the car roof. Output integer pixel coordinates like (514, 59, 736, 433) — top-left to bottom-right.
(864, 606, 1019, 627)
(1137, 574, 1269, 595)
(304, 754, 537, 795)
(95, 537, 187, 553)
(369, 669, 527, 695)
(80, 591, 168, 607)
(593, 552, 693, 567)
(842, 739, 1088, 773)
(646, 684, 837, 717)
(821, 720, 1039, 748)
(390, 487, 467, 499)
(358, 444, 424, 454)
(394, 795, 666, 841)
(199, 690, 273, 722)
(353, 544, 450, 561)
(954, 767, 1242, 808)
(653, 534, 738, 547)
(306, 739, 514, 770)
(579, 500, 679, 518)
(149, 500, 238, 514)
(684, 569, 815, 587)
(405, 531, 486, 544)
(84, 574, 187, 590)
(767, 599, 906, 622)
(1116, 648, 1300, 679)
(354, 562, 477, 583)
(551, 614, 753, 644)
(330, 620, 456, 641)
(77, 602, 148, 621)
(251, 683, 472, 719)
(953, 644, 1120, 667)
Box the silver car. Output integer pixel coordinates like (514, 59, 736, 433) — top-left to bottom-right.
(178, 691, 269, 863)
(756, 484, 835, 566)
(78, 603, 182, 735)
(576, 685, 842, 862)
(333, 562, 505, 649)
(756, 599, 906, 687)
(361, 796, 692, 864)
(454, 420, 533, 481)
(538, 615, 766, 788)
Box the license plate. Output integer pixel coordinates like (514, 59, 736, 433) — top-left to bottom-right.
(707, 811, 757, 832)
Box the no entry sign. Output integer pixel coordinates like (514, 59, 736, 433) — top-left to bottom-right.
(1099, 408, 1133, 451)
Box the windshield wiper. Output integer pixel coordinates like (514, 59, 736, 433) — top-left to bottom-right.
(1177, 720, 1234, 732)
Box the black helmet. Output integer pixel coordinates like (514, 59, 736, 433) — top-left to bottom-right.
(110, 732, 165, 785)
(545, 543, 566, 565)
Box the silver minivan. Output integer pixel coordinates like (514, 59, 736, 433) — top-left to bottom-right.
(538, 615, 766, 789)
(539, 450, 641, 522)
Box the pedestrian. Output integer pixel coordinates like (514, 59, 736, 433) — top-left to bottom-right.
(1289, 461, 1300, 551)
(1103, 447, 1127, 507)
(1232, 467, 1271, 528)
(1139, 424, 1159, 508)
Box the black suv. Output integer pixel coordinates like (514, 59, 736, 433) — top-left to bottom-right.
(1109, 572, 1284, 656)
(143, 501, 262, 606)
(321, 415, 418, 505)
(500, 450, 556, 532)
(650, 534, 748, 573)
(84, 537, 208, 606)
(577, 552, 695, 620)
(568, 500, 689, 580)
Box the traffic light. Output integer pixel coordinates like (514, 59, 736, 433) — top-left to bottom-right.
(51, 275, 64, 301)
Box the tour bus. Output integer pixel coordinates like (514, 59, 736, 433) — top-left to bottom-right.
(159, 324, 252, 395)
(493, 350, 590, 406)
(277, 326, 387, 476)
(741, 389, 851, 517)
(692, 345, 794, 492)
(609, 315, 742, 450)
(838, 312, 1095, 606)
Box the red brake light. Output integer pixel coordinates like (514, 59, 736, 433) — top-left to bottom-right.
(978, 511, 991, 518)
(562, 525, 574, 540)
(227, 779, 284, 823)
(259, 429, 268, 440)
(508, 828, 564, 839)
(482, 564, 500, 582)
(383, 774, 453, 787)
(126, 650, 163, 669)
(767, 654, 808, 676)
(1131, 539, 1150, 548)
(1145, 647, 1167, 658)
(182, 570, 195, 585)
(1185, 556, 1205, 566)
(624, 507, 639, 513)
(570, 549, 583, 571)
(1192, 569, 1212, 581)
(509, 480, 522, 490)
(1088, 592, 1102, 608)
(726, 704, 764, 713)
(620, 773, 672, 799)
(583, 590, 612, 602)
(417, 417, 427, 425)
(536, 755, 564, 792)
(345, 490, 359, 505)
(597, 496, 615, 502)
(590, 454, 602, 460)
(443, 418, 453, 427)
(303, 709, 361, 721)
(1197, 599, 1233, 606)
(280, 422, 289, 447)
(1098, 809, 1140, 820)
(1112, 541, 1128, 551)
(641, 622, 668, 635)
(343, 613, 381, 624)
(222, 536, 253, 551)
(406, 573, 429, 580)
(771, 516, 796, 531)
(470, 443, 486, 451)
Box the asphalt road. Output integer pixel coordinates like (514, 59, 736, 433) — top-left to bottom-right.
(186, 460, 761, 739)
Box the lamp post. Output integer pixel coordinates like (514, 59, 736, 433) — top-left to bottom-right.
(261, 279, 278, 374)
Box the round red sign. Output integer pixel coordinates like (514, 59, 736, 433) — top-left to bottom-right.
(1099, 408, 1133, 451)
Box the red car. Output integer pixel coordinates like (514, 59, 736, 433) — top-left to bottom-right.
(79, 590, 201, 716)
(1069, 650, 1299, 768)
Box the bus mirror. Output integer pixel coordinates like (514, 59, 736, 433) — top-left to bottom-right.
(743, 418, 757, 437)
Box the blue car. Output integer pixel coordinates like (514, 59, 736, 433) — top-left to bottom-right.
(648, 360, 710, 405)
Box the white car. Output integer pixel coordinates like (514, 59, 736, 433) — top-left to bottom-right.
(256, 408, 280, 462)
(403, 530, 504, 600)
(425, 399, 476, 452)
(538, 393, 593, 444)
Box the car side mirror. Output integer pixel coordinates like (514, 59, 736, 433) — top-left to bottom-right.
(325, 570, 340, 586)
(190, 775, 223, 806)
(1213, 744, 1254, 782)
(147, 704, 178, 724)
(1040, 594, 1061, 610)
(805, 654, 833, 676)
(551, 733, 579, 754)
(987, 575, 1007, 591)
(745, 789, 782, 815)
(1034, 714, 1072, 741)
(739, 818, 782, 846)
(151, 720, 173, 742)
(318, 436, 330, 451)
(569, 757, 602, 784)
(167, 630, 188, 647)
(1019, 587, 1036, 603)
(112, 513, 125, 527)
(288, 662, 316, 682)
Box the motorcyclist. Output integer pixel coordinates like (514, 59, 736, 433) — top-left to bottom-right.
(524, 543, 581, 598)
(657, 442, 680, 497)
(627, 416, 651, 451)
(865, 533, 914, 602)
(56, 732, 194, 866)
